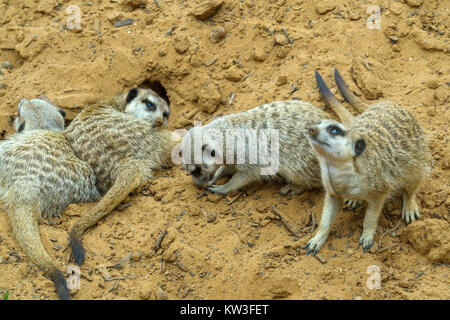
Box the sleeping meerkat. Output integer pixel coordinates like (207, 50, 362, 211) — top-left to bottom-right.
(304, 69, 429, 255)
(181, 99, 352, 196)
(1, 89, 170, 300)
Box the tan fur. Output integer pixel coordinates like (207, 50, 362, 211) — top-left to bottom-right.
(182, 99, 350, 196)
(305, 69, 429, 255)
(1, 89, 170, 299)
(65, 93, 175, 267)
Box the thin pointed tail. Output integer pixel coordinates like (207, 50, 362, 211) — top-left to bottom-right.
(9, 206, 70, 300)
(315, 71, 353, 126)
(334, 68, 368, 113)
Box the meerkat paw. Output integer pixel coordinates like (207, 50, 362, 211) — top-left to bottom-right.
(279, 184, 306, 196)
(206, 185, 228, 195)
(303, 234, 327, 256)
(402, 205, 420, 225)
(357, 232, 375, 253)
(343, 199, 365, 211)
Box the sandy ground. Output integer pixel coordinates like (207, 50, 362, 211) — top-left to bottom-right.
(0, 0, 449, 300)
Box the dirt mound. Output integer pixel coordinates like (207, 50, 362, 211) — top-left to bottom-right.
(0, 0, 449, 300)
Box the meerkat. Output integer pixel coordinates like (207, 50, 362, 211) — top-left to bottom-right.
(304, 68, 429, 256)
(181, 98, 352, 196)
(65, 89, 174, 266)
(1, 88, 170, 300)
(14, 96, 66, 132)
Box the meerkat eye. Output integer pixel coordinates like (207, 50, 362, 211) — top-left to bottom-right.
(327, 125, 343, 136)
(144, 100, 156, 112)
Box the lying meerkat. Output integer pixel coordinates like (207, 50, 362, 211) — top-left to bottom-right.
(65, 89, 174, 267)
(304, 69, 429, 255)
(0, 89, 169, 300)
(181, 98, 353, 196)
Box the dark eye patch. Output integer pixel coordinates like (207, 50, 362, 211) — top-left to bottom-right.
(59, 109, 66, 118)
(144, 99, 156, 112)
(18, 121, 25, 132)
(327, 125, 343, 136)
(163, 111, 169, 119)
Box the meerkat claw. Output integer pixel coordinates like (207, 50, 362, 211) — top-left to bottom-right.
(206, 185, 227, 195)
(357, 234, 374, 253)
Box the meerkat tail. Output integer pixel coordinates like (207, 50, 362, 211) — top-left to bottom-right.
(9, 206, 70, 300)
(315, 71, 353, 126)
(334, 68, 368, 113)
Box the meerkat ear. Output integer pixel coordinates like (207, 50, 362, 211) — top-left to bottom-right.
(126, 88, 138, 104)
(354, 139, 366, 157)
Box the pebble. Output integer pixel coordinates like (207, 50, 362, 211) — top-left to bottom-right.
(191, 0, 224, 20)
(315, 254, 327, 264)
(405, 0, 423, 7)
(114, 19, 133, 28)
(1, 61, 13, 70)
(174, 36, 189, 54)
(251, 48, 267, 62)
(275, 75, 287, 86)
(224, 65, 244, 82)
(210, 26, 226, 43)
(155, 286, 168, 300)
(315, 2, 335, 15)
(274, 33, 289, 46)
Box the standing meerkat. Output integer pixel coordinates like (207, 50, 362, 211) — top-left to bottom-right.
(1, 89, 170, 300)
(181, 98, 352, 196)
(65, 89, 174, 266)
(304, 69, 429, 255)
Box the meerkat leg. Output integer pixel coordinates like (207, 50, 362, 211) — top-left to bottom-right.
(208, 165, 235, 185)
(401, 183, 421, 224)
(358, 195, 387, 252)
(69, 164, 147, 265)
(343, 199, 366, 211)
(206, 171, 255, 195)
(304, 193, 340, 256)
(279, 184, 306, 196)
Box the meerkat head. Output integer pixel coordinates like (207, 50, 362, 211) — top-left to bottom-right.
(124, 88, 170, 127)
(181, 127, 222, 188)
(308, 119, 366, 162)
(15, 97, 66, 132)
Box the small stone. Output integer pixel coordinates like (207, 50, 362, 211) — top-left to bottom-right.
(155, 286, 168, 300)
(207, 193, 221, 204)
(114, 19, 134, 28)
(174, 36, 189, 54)
(426, 80, 439, 90)
(387, 35, 399, 43)
(275, 75, 287, 86)
(191, 0, 224, 20)
(274, 33, 289, 46)
(405, 0, 423, 7)
(315, 254, 327, 264)
(210, 26, 226, 43)
(37, 0, 55, 14)
(251, 48, 267, 62)
(224, 65, 244, 82)
(206, 213, 217, 223)
(315, 1, 335, 15)
(122, 0, 147, 9)
(1, 61, 13, 70)
(197, 83, 221, 113)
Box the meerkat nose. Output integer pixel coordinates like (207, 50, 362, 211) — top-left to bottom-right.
(308, 126, 318, 138)
(155, 117, 163, 127)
